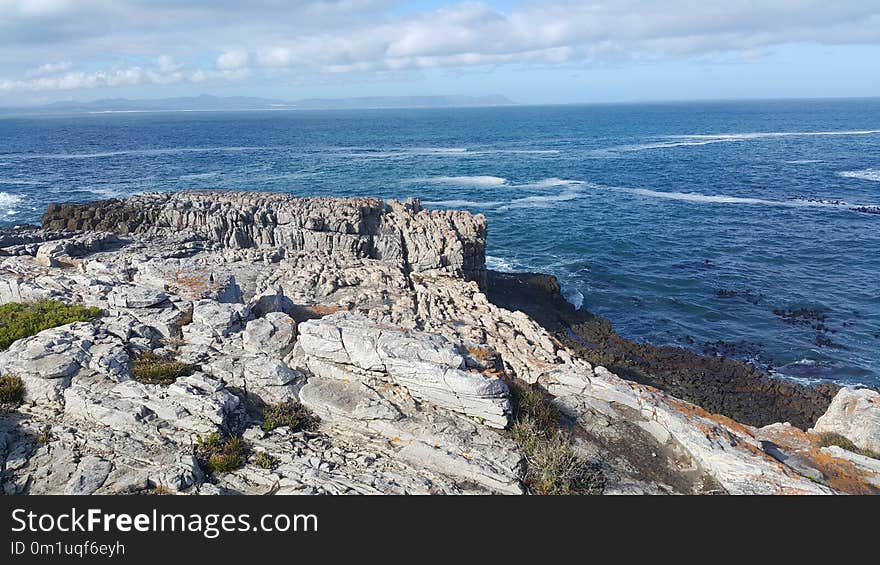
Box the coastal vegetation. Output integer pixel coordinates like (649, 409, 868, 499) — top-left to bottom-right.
(509, 380, 604, 495)
(197, 433, 248, 475)
(132, 350, 193, 385)
(0, 300, 101, 350)
(262, 400, 319, 433)
(816, 432, 880, 460)
(0, 374, 25, 407)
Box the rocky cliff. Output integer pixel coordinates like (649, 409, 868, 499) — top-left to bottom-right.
(0, 190, 877, 496)
(41, 191, 488, 286)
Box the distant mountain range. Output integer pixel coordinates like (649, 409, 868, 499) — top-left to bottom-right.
(1, 94, 515, 114)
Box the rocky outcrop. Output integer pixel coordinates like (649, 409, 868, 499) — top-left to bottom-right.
(812, 388, 880, 454)
(297, 313, 511, 429)
(42, 191, 487, 285)
(0, 191, 874, 496)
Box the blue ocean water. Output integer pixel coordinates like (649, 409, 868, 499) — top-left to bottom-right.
(1, 99, 878, 386)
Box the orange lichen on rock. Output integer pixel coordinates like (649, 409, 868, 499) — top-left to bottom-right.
(665, 397, 756, 439)
(168, 269, 220, 299)
(803, 448, 880, 495)
(307, 304, 350, 316)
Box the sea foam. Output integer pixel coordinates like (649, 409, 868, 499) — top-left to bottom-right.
(0, 192, 22, 215)
(408, 175, 508, 186)
(839, 168, 880, 182)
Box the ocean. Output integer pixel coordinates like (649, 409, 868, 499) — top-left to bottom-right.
(1, 99, 878, 386)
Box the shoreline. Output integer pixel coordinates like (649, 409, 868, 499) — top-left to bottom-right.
(485, 270, 841, 430)
(1, 190, 877, 495)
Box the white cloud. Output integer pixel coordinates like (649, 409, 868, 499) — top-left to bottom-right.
(0, 1, 879, 96)
(216, 50, 249, 70)
(26, 61, 73, 76)
(0, 63, 187, 92)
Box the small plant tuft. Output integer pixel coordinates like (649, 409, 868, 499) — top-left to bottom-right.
(262, 400, 320, 433)
(0, 300, 101, 351)
(37, 425, 53, 445)
(0, 375, 25, 406)
(153, 484, 172, 496)
(196, 433, 248, 475)
(132, 350, 193, 385)
(508, 380, 604, 495)
(816, 432, 880, 460)
(254, 451, 278, 470)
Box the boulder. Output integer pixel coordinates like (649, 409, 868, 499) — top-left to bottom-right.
(812, 387, 880, 454)
(242, 312, 297, 356)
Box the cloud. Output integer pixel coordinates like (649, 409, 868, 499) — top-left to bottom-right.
(216, 50, 250, 70)
(0, 0, 879, 96)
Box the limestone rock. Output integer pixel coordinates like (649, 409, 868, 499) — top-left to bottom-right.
(0, 322, 96, 404)
(812, 387, 880, 454)
(299, 313, 511, 428)
(242, 312, 297, 356)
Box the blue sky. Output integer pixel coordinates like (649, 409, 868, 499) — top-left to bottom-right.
(0, 1, 878, 105)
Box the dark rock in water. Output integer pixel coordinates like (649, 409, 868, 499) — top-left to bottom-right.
(701, 340, 764, 359)
(714, 288, 763, 305)
(486, 270, 840, 430)
(851, 206, 880, 215)
(815, 334, 847, 349)
(773, 307, 828, 326)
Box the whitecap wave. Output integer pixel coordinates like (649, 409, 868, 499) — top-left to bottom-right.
(407, 175, 508, 186)
(505, 188, 583, 208)
(562, 286, 585, 310)
(603, 139, 737, 153)
(85, 187, 136, 199)
(518, 177, 584, 189)
(784, 159, 824, 164)
(584, 182, 879, 211)
(839, 168, 880, 182)
(0, 191, 22, 215)
(421, 199, 503, 209)
(0, 179, 41, 185)
(485, 255, 520, 272)
(598, 129, 880, 154)
(669, 129, 880, 141)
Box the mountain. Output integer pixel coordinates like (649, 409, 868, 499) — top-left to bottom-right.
(1, 94, 515, 114)
(291, 95, 514, 109)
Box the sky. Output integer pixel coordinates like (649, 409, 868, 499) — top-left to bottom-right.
(0, 0, 879, 106)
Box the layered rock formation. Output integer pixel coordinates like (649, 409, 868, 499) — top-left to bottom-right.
(0, 190, 877, 495)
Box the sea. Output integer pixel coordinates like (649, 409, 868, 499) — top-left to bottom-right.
(0, 99, 878, 387)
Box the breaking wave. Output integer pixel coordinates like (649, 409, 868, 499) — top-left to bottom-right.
(0, 191, 23, 216)
(407, 175, 508, 186)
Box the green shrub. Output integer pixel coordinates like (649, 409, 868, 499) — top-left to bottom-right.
(132, 351, 193, 385)
(816, 432, 880, 460)
(0, 375, 25, 406)
(196, 433, 248, 475)
(508, 380, 604, 495)
(0, 300, 101, 350)
(254, 451, 278, 470)
(262, 400, 319, 433)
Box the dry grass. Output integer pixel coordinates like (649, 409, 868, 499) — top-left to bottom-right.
(132, 351, 193, 385)
(816, 432, 880, 460)
(262, 400, 320, 433)
(508, 380, 604, 495)
(0, 375, 25, 406)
